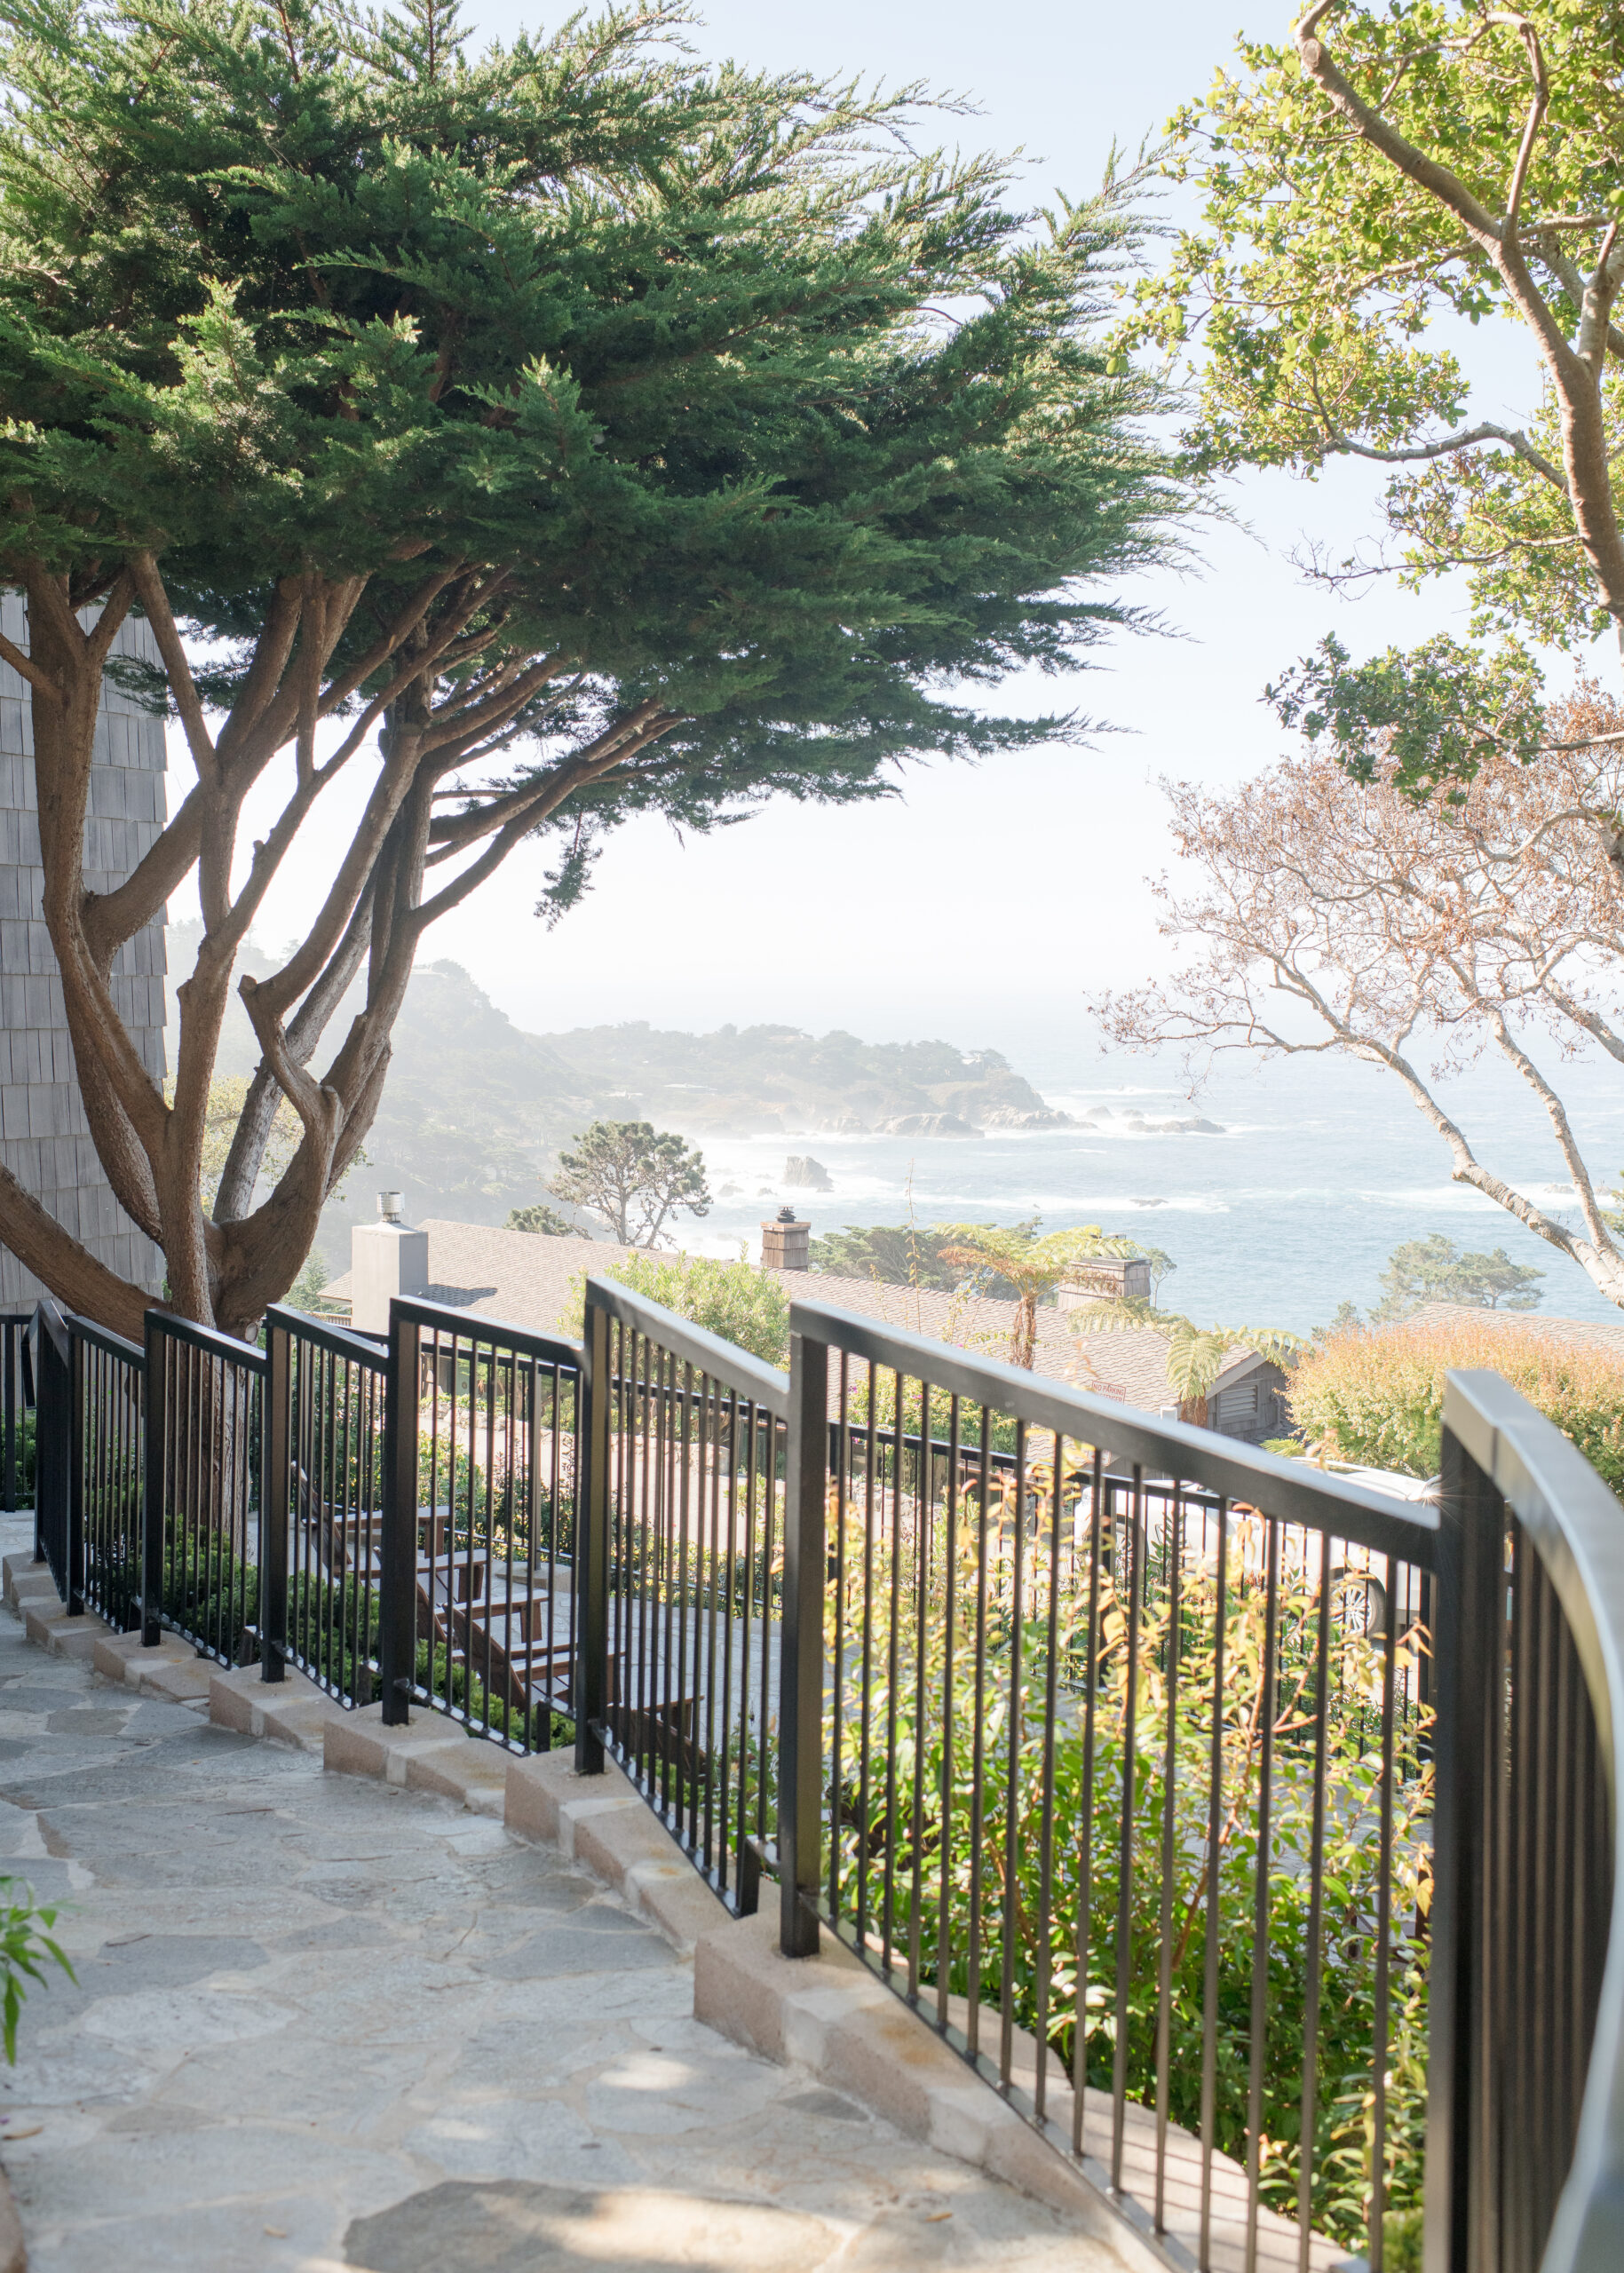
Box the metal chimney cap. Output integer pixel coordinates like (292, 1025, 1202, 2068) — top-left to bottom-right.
(377, 1191, 405, 1224)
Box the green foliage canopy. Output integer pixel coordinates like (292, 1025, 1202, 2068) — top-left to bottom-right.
(506, 1202, 574, 1237)
(1367, 1233, 1544, 1321)
(0, 0, 1184, 1337)
(810, 1218, 1024, 1295)
(1132, 4, 1624, 795)
(1141, 3, 1624, 644)
(550, 1118, 709, 1247)
(560, 1248, 790, 1366)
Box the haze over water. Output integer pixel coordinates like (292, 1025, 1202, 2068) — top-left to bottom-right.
(685, 1035, 1624, 1336)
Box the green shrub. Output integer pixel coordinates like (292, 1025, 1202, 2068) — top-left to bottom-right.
(833, 1547, 1432, 2253)
(561, 1252, 790, 1367)
(0, 1407, 34, 1507)
(1288, 1318, 1624, 1484)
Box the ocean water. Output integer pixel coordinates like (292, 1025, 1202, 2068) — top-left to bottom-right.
(684, 1037, 1624, 1335)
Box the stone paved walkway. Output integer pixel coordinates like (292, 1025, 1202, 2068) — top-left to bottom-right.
(0, 1525, 1121, 2273)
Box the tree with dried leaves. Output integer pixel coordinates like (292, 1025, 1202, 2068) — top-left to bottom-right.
(1094, 687, 1624, 1309)
(0, 0, 1181, 1339)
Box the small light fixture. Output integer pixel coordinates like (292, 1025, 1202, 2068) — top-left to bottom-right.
(378, 1191, 405, 1224)
(777, 1204, 796, 1223)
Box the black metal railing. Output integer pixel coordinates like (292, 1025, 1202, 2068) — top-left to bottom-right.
(69, 1313, 147, 1631)
(1428, 1370, 1624, 2273)
(144, 1311, 265, 1664)
(574, 1277, 788, 1915)
(14, 1278, 1622, 2273)
(381, 1296, 581, 1750)
(261, 1305, 388, 1705)
(0, 1312, 32, 1517)
(30, 1300, 71, 1599)
(781, 1301, 1439, 2273)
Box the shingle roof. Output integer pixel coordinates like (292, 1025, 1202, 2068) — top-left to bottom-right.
(322, 1217, 1269, 1419)
(324, 1223, 629, 1339)
(1406, 1300, 1624, 1353)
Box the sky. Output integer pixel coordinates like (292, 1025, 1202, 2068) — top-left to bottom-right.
(172, 0, 1549, 1046)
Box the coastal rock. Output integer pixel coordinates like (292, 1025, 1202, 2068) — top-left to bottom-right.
(1118, 1111, 1225, 1136)
(878, 1111, 984, 1139)
(983, 1105, 1076, 1129)
(783, 1154, 834, 1192)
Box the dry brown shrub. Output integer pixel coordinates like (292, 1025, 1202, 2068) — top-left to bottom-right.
(1287, 1315, 1624, 1486)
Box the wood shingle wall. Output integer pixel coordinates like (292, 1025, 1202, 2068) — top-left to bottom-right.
(0, 594, 168, 1306)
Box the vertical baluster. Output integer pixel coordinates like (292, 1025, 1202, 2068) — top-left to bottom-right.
(1153, 1481, 1184, 2232)
(907, 1378, 931, 2006)
(936, 1392, 959, 2034)
(1111, 1465, 1145, 2193)
(967, 1411, 990, 2066)
(1198, 1494, 1230, 2269)
(882, 1368, 904, 1980)
(1241, 1517, 1282, 2273)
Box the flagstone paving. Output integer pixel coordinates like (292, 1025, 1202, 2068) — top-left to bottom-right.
(0, 1520, 1121, 2273)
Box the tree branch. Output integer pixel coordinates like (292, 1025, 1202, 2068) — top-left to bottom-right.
(1295, 5, 1624, 627)
(214, 884, 375, 1224)
(1319, 416, 1567, 492)
(0, 630, 59, 705)
(426, 701, 674, 855)
(0, 1161, 150, 1340)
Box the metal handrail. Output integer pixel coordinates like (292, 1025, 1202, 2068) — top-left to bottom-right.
(782, 1295, 1446, 2273)
(61, 1307, 146, 1631)
(586, 1275, 789, 1415)
(1439, 1370, 1624, 2273)
(264, 1303, 387, 1372)
(65, 1311, 146, 1371)
(576, 1275, 788, 1913)
(148, 1308, 268, 1377)
(392, 1292, 581, 1375)
(0, 1311, 33, 1517)
(142, 1307, 265, 1660)
(796, 1299, 1440, 1565)
(31, 1280, 1622, 2273)
(382, 1293, 583, 1751)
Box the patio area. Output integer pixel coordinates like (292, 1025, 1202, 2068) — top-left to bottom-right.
(0, 1514, 1123, 2273)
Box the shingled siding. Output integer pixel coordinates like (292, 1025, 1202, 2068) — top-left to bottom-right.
(0, 594, 168, 1306)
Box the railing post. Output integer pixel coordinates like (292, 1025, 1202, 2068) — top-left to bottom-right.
(2, 1321, 15, 1517)
(1424, 1417, 1505, 2273)
(21, 1327, 40, 1558)
(574, 1293, 611, 1775)
(379, 1302, 420, 1725)
(261, 1314, 291, 1683)
(779, 1327, 828, 1958)
(66, 1327, 84, 1619)
(30, 1304, 66, 1585)
(140, 1313, 165, 1644)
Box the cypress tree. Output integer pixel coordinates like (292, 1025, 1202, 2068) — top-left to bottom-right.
(0, 0, 1183, 1331)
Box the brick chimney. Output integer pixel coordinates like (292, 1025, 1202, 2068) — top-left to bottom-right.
(351, 1191, 429, 1331)
(761, 1204, 810, 1271)
(1056, 1255, 1151, 1312)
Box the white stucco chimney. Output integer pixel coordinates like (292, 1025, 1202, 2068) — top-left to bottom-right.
(351, 1192, 429, 1331)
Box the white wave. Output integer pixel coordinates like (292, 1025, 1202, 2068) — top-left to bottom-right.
(1359, 1185, 1502, 1211)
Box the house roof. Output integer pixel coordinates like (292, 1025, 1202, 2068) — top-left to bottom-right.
(323, 1217, 1270, 1421)
(1406, 1299, 1624, 1353)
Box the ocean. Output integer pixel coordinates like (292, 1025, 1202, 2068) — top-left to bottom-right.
(685, 1034, 1624, 1335)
